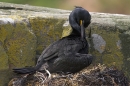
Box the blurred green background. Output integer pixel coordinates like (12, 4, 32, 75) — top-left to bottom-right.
(0, 0, 130, 14)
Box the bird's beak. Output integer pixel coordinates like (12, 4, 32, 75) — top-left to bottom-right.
(80, 20, 85, 41)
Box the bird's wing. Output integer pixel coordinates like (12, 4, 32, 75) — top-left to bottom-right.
(37, 37, 87, 64)
(61, 37, 88, 58)
(37, 40, 62, 63)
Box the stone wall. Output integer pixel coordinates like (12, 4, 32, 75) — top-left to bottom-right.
(0, 2, 130, 86)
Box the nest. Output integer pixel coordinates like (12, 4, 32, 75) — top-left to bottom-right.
(8, 64, 129, 86)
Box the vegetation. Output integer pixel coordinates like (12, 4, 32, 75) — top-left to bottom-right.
(1, 0, 130, 14)
(8, 64, 129, 86)
(0, 0, 62, 8)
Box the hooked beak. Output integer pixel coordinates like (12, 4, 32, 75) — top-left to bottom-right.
(80, 20, 85, 41)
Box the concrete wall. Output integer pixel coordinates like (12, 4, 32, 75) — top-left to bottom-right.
(0, 2, 130, 85)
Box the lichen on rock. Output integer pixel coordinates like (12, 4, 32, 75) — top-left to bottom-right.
(29, 17, 65, 54)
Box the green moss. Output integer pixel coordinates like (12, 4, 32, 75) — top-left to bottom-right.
(0, 24, 15, 85)
(90, 26, 123, 69)
(0, 69, 11, 86)
(0, 24, 15, 70)
(4, 23, 37, 68)
(62, 25, 72, 38)
(0, 45, 8, 70)
(0, 24, 14, 45)
(119, 33, 130, 79)
(29, 17, 65, 54)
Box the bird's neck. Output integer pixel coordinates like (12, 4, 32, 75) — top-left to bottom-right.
(67, 29, 86, 40)
(72, 28, 86, 38)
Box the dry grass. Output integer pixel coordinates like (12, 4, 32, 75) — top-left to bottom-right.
(8, 64, 129, 86)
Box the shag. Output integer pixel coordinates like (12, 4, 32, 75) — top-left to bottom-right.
(13, 7, 93, 74)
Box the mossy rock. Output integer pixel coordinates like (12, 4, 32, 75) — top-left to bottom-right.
(29, 17, 65, 54)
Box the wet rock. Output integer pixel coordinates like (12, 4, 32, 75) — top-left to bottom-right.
(92, 34, 106, 53)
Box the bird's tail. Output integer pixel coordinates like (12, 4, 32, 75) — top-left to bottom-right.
(13, 59, 45, 74)
(13, 67, 37, 74)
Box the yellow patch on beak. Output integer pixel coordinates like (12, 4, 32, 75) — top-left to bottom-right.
(80, 20, 82, 26)
(62, 26, 72, 38)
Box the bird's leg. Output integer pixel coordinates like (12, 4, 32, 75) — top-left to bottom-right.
(44, 67, 51, 79)
(23, 74, 29, 78)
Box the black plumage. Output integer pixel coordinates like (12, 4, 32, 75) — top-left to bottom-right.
(13, 7, 93, 74)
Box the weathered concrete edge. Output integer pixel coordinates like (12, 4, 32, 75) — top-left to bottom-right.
(0, 2, 130, 18)
(0, 2, 70, 13)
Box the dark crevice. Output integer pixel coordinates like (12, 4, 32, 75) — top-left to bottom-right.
(0, 7, 23, 10)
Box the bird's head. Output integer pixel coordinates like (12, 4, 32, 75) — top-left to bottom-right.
(69, 6, 91, 40)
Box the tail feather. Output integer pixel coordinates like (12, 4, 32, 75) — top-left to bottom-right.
(13, 67, 36, 74)
(13, 58, 46, 74)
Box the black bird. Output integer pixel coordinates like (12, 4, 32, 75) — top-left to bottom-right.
(13, 7, 93, 74)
